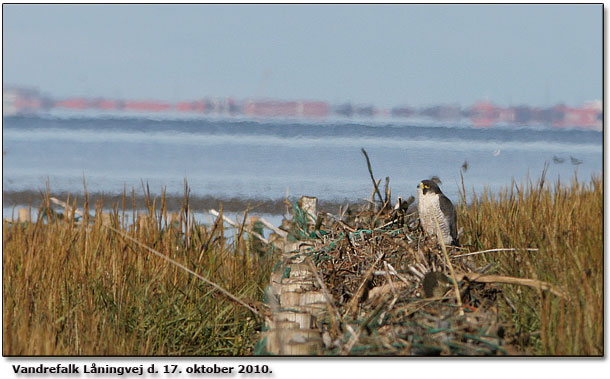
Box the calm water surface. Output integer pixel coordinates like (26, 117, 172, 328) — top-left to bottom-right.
(3, 114, 603, 206)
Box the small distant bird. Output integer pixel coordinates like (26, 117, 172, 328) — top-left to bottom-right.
(493, 149, 501, 157)
(553, 156, 565, 164)
(570, 156, 583, 165)
(417, 179, 459, 246)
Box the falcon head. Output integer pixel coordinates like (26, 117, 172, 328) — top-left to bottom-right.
(417, 179, 443, 196)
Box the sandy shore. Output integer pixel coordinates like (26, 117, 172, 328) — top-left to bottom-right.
(3, 190, 353, 216)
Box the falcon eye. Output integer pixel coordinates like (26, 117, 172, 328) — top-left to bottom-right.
(424, 184, 429, 189)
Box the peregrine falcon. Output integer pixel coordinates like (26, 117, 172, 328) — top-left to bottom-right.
(416, 180, 458, 246)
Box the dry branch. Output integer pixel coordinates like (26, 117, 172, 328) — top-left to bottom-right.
(344, 251, 386, 319)
(435, 218, 463, 314)
(453, 248, 539, 258)
(105, 225, 263, 318)
(455, 272, 569, 299)
(50, 197, 84, 217)
(361, 148, 384, 206)
(209, 209, 269, 244)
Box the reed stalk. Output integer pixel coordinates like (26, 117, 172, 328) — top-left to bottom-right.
(3, 185, 275, 355)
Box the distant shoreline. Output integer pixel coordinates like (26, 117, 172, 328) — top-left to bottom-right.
(2, 190, 354, 216)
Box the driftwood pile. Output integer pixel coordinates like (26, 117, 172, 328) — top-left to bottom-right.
(258, 186, 567, 356)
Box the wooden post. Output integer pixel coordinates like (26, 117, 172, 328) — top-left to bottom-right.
(299, 196, 318, 231)
(260, 196, 325, 355)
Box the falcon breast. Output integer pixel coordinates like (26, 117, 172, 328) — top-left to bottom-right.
(416, 179, 458, 246)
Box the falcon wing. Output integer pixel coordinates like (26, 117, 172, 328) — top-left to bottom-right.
(439, 194, 458, 245)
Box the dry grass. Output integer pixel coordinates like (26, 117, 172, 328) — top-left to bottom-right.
(458, 173, 603, 355)
(2, 171, 602, 356)
(3, 188, 274, 356)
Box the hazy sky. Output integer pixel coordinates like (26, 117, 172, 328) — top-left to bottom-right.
(2, 4, 602, 107)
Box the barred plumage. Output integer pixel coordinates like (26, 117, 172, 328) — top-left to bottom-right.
(416, 180, 458, 246)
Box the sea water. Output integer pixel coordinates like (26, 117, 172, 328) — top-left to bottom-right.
(2, 114, 602, 210)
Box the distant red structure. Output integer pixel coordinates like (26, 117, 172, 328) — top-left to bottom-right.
(123, 100, 172, 112)
(469, 101, 498, 128)
(54, 97, 88, 110)
(301, 101, 330, 117)
(552, 102, 602, 130)
(1, 86, 602, 130)
(176, 100, 207, 113)
(90, 98, 122, 110)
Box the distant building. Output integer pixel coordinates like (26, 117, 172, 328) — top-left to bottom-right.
(3, 87, 47, 116)
(468, 101, 498, 128)
(2, 85, 602, 130)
